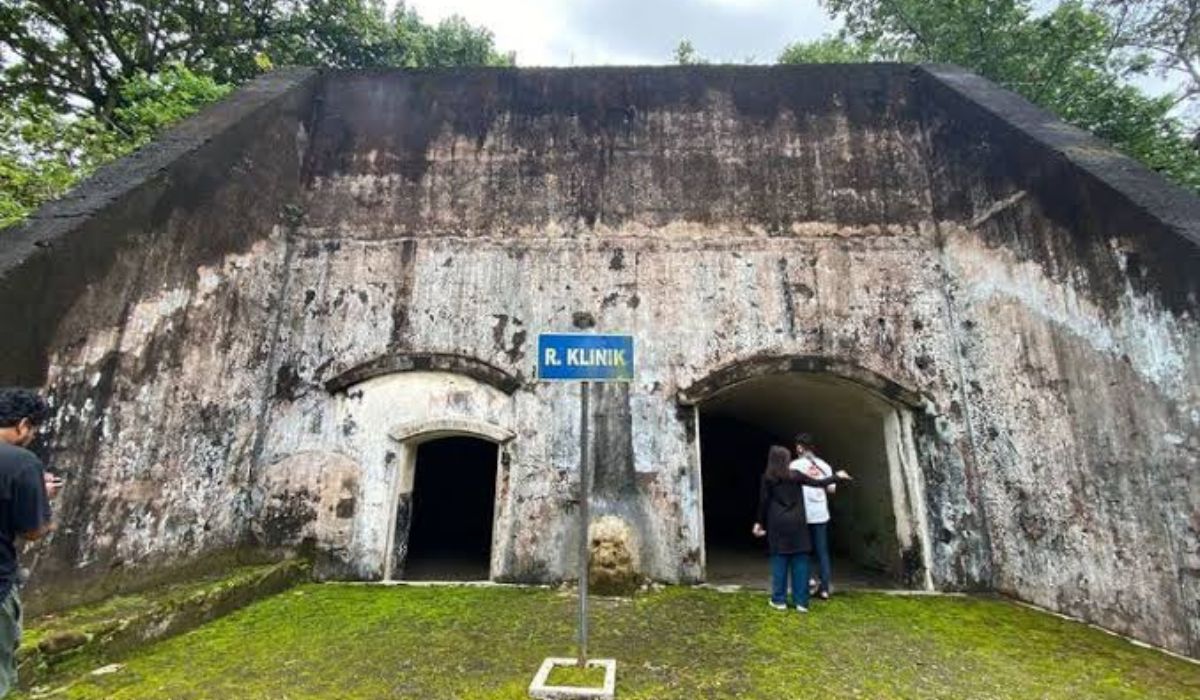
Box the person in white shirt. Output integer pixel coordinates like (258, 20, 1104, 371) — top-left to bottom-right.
(790, 433, 835, 599)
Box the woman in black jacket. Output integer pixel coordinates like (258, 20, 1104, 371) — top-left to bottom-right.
(752, 444, 850, 612)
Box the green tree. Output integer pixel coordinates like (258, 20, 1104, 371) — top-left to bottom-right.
(778, 36, 875, 64)
(0, 1, 510, 122)
(0, 1, 511, 229)
(1097, 0, 1199, 121)
(780, 0, 1200, 191)
(0, 63, 231, 229)
(673, 39, 708, 65)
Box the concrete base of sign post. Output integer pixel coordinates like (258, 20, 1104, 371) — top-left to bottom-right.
(528, 657, 616, 699)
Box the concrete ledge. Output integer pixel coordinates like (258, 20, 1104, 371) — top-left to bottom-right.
(18, 559, 310, 689)
(529, 657, 616, 699)
(677, 353, 926, 408)
(388, 416, 515, 444)
(348, 579, 550, 588)
(325, 351, 524, 395)
(916, 64, 1200, 246)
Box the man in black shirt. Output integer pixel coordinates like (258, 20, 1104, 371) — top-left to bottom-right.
(0, 389, 58, 697)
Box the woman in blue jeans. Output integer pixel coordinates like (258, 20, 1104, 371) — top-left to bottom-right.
(752, 445, 851, 612)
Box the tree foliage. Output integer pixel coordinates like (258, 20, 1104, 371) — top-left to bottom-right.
(1097, 0, 1199, 119)
(672, 39, 711, 65)
(0, 1, 511, 121)
(0, 1, 511, 229)
(778, 36, 875, 64)
(779, 0, 1200, 192)
(0, 63, 231, 229)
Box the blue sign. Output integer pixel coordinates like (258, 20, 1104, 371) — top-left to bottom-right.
(537, 333, 635, 382)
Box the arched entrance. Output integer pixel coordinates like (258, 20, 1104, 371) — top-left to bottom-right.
(383, 417, 514, 582)
(404, 436, 498, 580)
(326, 362, 519, 582)
(683, 358, 932, 591)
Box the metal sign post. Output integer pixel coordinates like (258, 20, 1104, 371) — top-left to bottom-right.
(529, 332, 631, 698)
(578, 380, 591, 666)
(535, 332, 633, 668)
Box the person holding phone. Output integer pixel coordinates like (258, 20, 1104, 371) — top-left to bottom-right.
(0, 388, 59, 697)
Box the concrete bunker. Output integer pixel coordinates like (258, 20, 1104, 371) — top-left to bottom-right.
(6, 65, 1198, 657)
(687, 360, 933, 590)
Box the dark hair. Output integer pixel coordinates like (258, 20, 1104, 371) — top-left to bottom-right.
(764, 445, 793, 482)
(794, 432, 814, 447)
(0, 388, 50, 428)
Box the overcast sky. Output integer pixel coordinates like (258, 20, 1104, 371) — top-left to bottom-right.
(402, 0, 837, 66)
(398, 0, 1179, 103)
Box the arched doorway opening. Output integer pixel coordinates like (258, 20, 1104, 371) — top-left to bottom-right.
(382, 417, 514, 583)
(403, 435, 499, 581)
(695, 370, 931, 590)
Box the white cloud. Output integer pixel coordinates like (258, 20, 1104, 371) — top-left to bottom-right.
(400, 0, 836, 66)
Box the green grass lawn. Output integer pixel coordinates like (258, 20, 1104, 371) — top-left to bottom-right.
(23, 584, 1200, 699)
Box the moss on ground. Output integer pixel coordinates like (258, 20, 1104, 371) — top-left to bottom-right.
(544, 663, 607, 688)
(19, 585, 1200, 699)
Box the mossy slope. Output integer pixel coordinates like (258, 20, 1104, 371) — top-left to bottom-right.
(18, 560, 308, 689)
(23, 585, 1200, 699)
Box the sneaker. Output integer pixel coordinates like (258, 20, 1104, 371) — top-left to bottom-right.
(818, 591, 830, 601)
(769, 600, 787, 610)
(795, 605, 809, 613)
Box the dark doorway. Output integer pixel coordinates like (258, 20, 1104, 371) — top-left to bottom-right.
(700, 414, 775, 585)
(403, 436, 498, 581)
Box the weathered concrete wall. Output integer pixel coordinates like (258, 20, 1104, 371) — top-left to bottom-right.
(266, 65, 970, 588)
(1, 65, 1196, 656)
(258, 370, 517, 580)
(0, 67, 320, 611)
(915, 66, 1200, 656)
